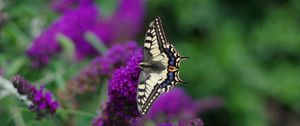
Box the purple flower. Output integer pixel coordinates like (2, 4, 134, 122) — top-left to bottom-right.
(139, 90, 222, 125)
(63, 42, 140, 108)
(95, 41, 140, 75)
(11, 75, 59, 120)
(147, 88, 200, 123)
(52, 0, 94, 13)
(178, 118, 204, 126)
(157, 123, 174, 126)
(66, 42, 140, 96)
(157, 118, 204, 126)
(93, 0, 145, 45)
(92, 49, 142, 126)
(158, 118, 204, 126)
(28, 0, 145, 67)
(27, 5, 99, 68)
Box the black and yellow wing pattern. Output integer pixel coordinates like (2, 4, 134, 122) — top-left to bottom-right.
(137, 17, 187, 116)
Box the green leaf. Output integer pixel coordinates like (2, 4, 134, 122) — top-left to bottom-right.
(96, 0, 118, 18)
(53, 62, 66, 90)
(10, 106, 26, 126)
(56, 34, 75, 58)
(85, 32, 107, 54)
(5, 57, 27, 77)
(98, 80, 108, 109)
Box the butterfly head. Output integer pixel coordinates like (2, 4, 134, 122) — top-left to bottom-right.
(138, 62, 149, 69)
(168, 66, 178, 72)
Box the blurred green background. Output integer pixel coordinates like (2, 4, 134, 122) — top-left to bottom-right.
(1, 0, 300, 126)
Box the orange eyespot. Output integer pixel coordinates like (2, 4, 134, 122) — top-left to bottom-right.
(168, 66, 177, 72)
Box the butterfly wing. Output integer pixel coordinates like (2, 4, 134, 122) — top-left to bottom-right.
(142, 18, 167, 62)
(137, 17, 184, 116)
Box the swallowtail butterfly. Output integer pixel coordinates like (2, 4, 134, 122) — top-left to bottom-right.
(137, 17, 188, 116)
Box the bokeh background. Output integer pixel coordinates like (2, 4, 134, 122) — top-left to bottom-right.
(1, 0, 300, 126)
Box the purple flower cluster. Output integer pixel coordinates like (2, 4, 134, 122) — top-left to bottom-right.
(52, 0, 94, 13)
(67, 42, 140, 95)
(147, 88, 201, 123)
(27, 5, 99, 67)
(178, 118, 204, 126)
(11, 75, 59, 119)
(94, 41, 141, 75)
(92, 50, 142, 126)
(158, 118, 204, 126)
(93, 0, 145, 44)
(134, 88, 213, 126)
(27, 0, 144, 67)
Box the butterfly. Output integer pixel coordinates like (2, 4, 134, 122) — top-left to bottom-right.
(137, 17, 188, 116)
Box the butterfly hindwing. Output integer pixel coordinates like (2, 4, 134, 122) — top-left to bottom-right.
(137, 17, 186, 116)
(137, 62, 168, 115)
(137, 71, 164, 115)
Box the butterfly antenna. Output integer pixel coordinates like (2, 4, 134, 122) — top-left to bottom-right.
(180, 80, 188, 84)
(180, 56, 189, 60)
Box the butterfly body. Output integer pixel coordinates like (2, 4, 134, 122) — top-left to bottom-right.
(137, 17, 187, 116)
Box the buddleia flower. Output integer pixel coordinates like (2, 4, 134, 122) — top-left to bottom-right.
(147, 88, 202, 123)
(92, 0, 145, 45)
(157, 118, 204, 126)
(27, 5, 99, 68)
(133, 88, 216, 126)
(51, 0, 94, 13)
(178, 118, 204, 126)
(11, 75, 59, 120)
(157, 123, 174, 126)
(62, 42, 140, 109)
(92, 50, 142, 126)
(28, 0, 145, 67)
